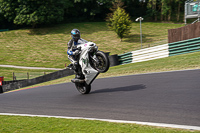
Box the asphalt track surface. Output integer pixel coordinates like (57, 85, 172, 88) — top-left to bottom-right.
(0, 69, 200, 127)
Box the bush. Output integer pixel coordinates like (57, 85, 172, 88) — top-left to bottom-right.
(107, 7, 132, 41)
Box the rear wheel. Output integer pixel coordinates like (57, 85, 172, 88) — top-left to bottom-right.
(75, 82, 91, 94)
(92, 51, 110, 73)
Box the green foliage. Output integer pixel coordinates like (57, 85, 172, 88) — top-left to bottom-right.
(0, 0, 186, 29)
(0, 13, 6, 28)
(147, 0, 158, 21)
(0, 0, 18, 22)
(0, 0, 72, 27)
(147, 0, 185, 22)
(107, 7, 132, 41)
(69, 0, 114, 21)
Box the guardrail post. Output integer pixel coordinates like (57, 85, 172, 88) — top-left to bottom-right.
(13, 72, 17, 81)
(27, 72, 29, 79)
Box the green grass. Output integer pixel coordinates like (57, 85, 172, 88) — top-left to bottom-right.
(0, 22, 184, 68)
(0, 115, 199, 133)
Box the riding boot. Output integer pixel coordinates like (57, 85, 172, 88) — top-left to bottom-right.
(73, 63, 80, 79)
(75, 73, 81, 79)
(71, 70, 85, 83)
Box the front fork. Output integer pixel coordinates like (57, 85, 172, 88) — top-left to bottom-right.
(90, 54, 100, 66)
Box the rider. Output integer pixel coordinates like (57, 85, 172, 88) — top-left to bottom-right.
(67, 29, 87, 79)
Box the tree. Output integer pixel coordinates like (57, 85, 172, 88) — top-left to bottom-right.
(147, 0, 158, 21)
(107, 6, 132, 41)
(161, 0, 173, 21)
(175, 0, 184, 22)
(0, 0, 18, 22)
(67, 0, 115, 21)
(0, 0, 72, 28)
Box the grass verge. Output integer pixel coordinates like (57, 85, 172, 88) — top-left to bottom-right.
(0, 115, 199, 133)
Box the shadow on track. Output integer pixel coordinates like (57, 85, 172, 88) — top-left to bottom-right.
(92, 84, 146, 94)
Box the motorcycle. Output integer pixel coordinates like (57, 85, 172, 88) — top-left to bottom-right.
(70, 41, 110, 94)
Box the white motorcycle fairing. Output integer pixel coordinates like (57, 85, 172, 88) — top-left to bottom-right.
(77, 42, 99, 85)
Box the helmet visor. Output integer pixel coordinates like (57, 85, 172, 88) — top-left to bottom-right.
(73, 34, 80, 39)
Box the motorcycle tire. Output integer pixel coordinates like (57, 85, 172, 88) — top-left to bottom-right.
(93, 51, 110, 73)
(75, 82, 91, 94)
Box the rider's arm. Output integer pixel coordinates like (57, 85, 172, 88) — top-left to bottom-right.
(67, 49, 74, 55)
(79, 38, 88, 43)
(67, 39, 75, 55)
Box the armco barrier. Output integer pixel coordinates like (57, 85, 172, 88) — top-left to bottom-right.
(118, 44, 169, 65)
(118, 52, 132, 65)
(117, 36, 200, 65)
(1, 69, 74, 93)
(132, 44, 169, 63)
(109, 54, 119, 66)
(169, 37, 200, 56)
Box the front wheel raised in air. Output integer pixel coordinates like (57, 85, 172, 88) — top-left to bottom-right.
(93, 51, 110, 73)
(75, 82, 91, 94)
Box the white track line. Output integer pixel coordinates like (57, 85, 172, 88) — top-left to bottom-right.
(0, 113, 199, 131)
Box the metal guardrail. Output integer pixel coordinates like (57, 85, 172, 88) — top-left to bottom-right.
(132, 44, 169, 63)
(118, 52, 132, 65)
(118, 37, 200, 65)
(0, 69, 74, 93)
(15, 72, 51, 80)
(118, 44, 169, 65)
(169, 37, 200, 56)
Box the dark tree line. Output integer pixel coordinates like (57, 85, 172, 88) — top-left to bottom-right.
(146, 0, 185, 22)
(0, 0, 186, 29)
